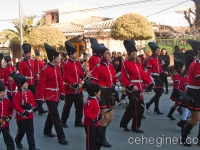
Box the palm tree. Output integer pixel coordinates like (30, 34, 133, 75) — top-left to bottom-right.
(1, 15, 46, 45)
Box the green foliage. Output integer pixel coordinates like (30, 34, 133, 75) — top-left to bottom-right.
(111, 13, 155, 40)
(30, 26, 66, 48)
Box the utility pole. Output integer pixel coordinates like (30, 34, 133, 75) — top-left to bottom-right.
(18, 0, 23, 55)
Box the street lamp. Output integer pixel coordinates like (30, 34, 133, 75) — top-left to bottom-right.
(18, 0, 23, 55)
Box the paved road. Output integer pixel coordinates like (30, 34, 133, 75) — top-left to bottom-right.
(1, 85, 199, 150)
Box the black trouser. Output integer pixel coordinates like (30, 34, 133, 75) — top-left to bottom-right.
(160, 73, 168, 92)
(120, 91, 144, 130)
(61, 93, 83, 124)
(153, 88, 163, 110)
(44, 101, 65, 141)
(15, 119, 35, 149)
(1, 126, 15, 150)
(8, 95, 13, 102)
(28, 84, 45, 111)
(84, 125, 104, 150)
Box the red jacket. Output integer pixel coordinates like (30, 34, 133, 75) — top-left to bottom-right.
(121, 59, 153, 94)
(179, 75, 188, 92)
(0, 67, 8, 87)
(188, 59, 200, 87)
(5, 66, 15, 75)
(172, 72, 181, 89)
(83, 97, 101, 126)
(60, 60, 66, 76)
(147, 56, 163, 75)
(89, 55, 100, 72)
(7, 81, 17, 96)
(63, 59, 84, 94)
(0, 98, 13, 128)
(91, 61, 119, 87)
(34, 59, 44, 80)
(36, 63, 65, 102)
(18, 58, 36, 85)
(13, 89, 36, 120)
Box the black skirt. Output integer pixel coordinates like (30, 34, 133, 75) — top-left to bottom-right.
(99, 87, 115, 109)
(170, 89, 180, 102)
(177, 87, 200, 111)
(152, 75, 163, 88)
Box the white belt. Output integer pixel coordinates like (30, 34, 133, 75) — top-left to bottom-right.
(26, 77, 34, 79)
(64, 82, 69, 85)
(46, 88, 60, 91)
(131, 80, 141, 82)
(7, 90, 16, 93)
(151, 73, 160, 76)
(101, 86, 112, 88)
(187, 85, 200, 89)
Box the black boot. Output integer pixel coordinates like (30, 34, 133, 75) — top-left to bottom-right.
(197, 122, 200, 145)
(177, 107, 182, 115)
(145, 96, 155, 110)
(180, 123, 194, 146)
(102, 126, 112, 147)
(39, 106, 48, 115)
(180, 120, 186, 133)
(167, 107, 176, 120)
(154, 97, 163, 115)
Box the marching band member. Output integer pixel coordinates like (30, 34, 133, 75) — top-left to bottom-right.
(83, 80, 104, 150)
(36, 43, 68, 145)
(7, 71, 17, 102)
(167, 61, 183, 120)
(145, 42, 164, 114)
(60, 52, 68, 76)
(0, 80, 15, 150)
(13, 73, 40, 150)
(178, 39, 200, 146)
(18, 43, 47, 115)
(61, 41, 84, 128)
(4, 56, 15, 75)
(34, 49, 44, 84)
(90, 42, 120, 147)
(88, 38, 102, 73)
(120, 40, 154, 133)
(0, 53, 8, 89)
(176, 50, 195, 132)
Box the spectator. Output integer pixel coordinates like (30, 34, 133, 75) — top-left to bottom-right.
(181, 47, 186, 53)
(174, 45, 181, 52)
(160, 48, 170, 94)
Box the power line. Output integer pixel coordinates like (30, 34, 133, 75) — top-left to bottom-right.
(146, 0, 189, 17)
(0, 0, 161, 22)
(0, 0, 191, 23)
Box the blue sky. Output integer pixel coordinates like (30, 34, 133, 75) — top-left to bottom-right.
(0, 0, 194, 31)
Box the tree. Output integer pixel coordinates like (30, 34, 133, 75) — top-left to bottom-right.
(184, 1, 200, 30)
(110, 13, 154, 40)
(1, 15, 46, 45)
(30, 25, 66, 48)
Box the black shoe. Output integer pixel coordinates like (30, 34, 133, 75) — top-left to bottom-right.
(29, 147, 40, 150)
(102, 139, 112, 147)
(44, 132, 56, 137)
(39, 109, 48, 115)
(62, 123, 68, 128)
(132, 128, 144, 133)
(142, 115, 146, 119)
(16, 143, 23, 149)
(59, 138, 68, 145)
(167, 107, 176, 120)
(165, 91, 168, 94)
(154, 109, 163, 115)
(121, 126, 131, 131)
(75, 123, 84, 127)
